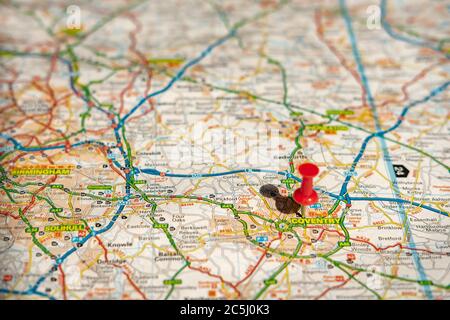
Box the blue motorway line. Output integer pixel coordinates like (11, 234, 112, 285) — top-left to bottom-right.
(0, 288, 56, 300)
(349, 197, 448, 217)
(380, 0, 450, 58)
(340, 0, 440, 299)
(139, 166, 447, 216)
(118, 29, 236, 127)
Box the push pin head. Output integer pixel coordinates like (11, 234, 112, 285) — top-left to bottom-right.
(293, 163, 319, 206)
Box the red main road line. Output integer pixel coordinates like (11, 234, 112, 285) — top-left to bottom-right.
(235, 232, 282, 287)
(94, 234, 147, 299)
(322, 228, 446, 256)
(0, 211, 20, 220)
(314, 271, 360, 300)
(58, 264, 68, 300)
(188, 264, 242, 298)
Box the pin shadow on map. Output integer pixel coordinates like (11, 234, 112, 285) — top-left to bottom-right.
(259, 184, 301, 217)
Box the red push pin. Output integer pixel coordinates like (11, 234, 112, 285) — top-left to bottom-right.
(293, 163, 319, 214)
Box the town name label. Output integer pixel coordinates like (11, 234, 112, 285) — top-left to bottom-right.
(44, 224, 85, 232)
(11, 166, 73, 176)
(289, 217, 340, 225)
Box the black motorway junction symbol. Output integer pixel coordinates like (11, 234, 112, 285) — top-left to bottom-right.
(393, 164, 409, 178)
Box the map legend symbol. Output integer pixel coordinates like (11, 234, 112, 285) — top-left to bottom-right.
(293, 163, 319, 207)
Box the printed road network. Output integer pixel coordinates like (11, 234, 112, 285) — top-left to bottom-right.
(0, 0, 449, 300)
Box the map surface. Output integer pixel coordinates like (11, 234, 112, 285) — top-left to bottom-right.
(0, 0, 449, 300)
